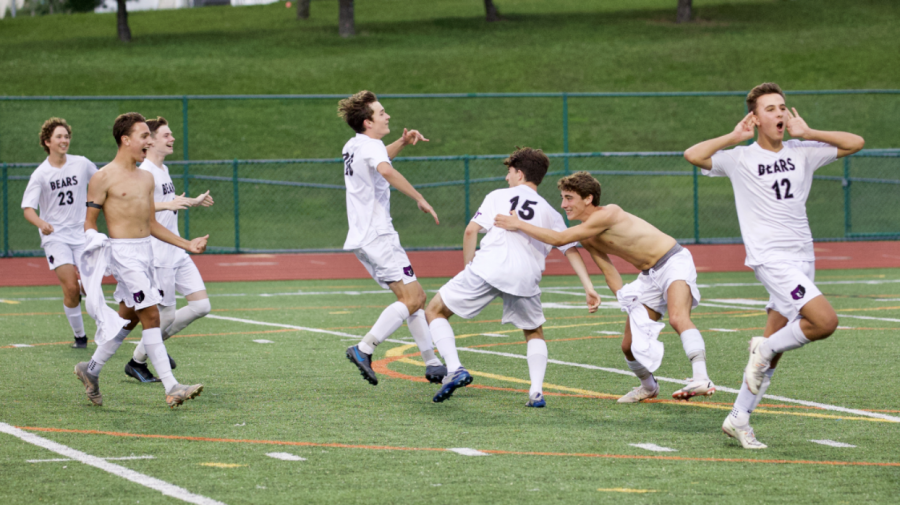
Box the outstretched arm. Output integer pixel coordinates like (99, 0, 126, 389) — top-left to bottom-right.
(146, 185, 208, 253)
(494, 211, 610, 247)
(785, 108, 864, 158)
(462, 221, 483, 265)
(385, 128, 429, 159)
(564, 247, 600, 313)
(155, 191, 214, 212)
(376, 162, 439, 225)
(684, 113, 757, 170)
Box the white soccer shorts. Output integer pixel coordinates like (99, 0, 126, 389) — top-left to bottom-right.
(111, 238, 162, 310)
(627, 247, 701, 316)
(155, 254, 206, 307)
(43, 241, 84, 271)
(353, 233, 417, 289)
(439, 266, 546, 331)
(753, 260, 821, 322)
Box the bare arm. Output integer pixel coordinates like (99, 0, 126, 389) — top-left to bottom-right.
(463, 221, 483, 265)
(150, 219, 208, 254)
(377, 162, 439, 225)
(494, 211, 611, 247)
(23, 208, 53, 235)
(385, 128, 428, 159)
(154, 191, 214, 212)
(564, 247, 600, 313)
(785, 108, 864, 158)
(84, 171, 108, 233)
(684, 113, 756, 170)
(589, 249, 623, 294)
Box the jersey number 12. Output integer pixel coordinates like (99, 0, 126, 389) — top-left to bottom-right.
(509, 196, 538, 220)
(771, 179, 794, 200)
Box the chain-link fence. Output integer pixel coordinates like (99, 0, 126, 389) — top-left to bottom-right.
(3, 150, 898, 256)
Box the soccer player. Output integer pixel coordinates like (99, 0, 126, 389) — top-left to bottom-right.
(21, 118, 97, 348)
(75, 112, 208, 408)
(338, 91, 448, 385)
(426, 148, 601, 406)
(124, 116, 214, 383)
(495, 171, 715, 403)
(684, 82, 864, 448)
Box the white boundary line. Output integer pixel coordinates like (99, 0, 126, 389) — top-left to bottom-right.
(0, 423, 226, 505)
(28, 455, 156, 463)
(205, 314, 900, 423)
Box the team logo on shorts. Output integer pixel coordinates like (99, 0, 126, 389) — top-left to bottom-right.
(48, 255, 54, 264)
(791, 284, 806, 301)
(133, 291, 145, 304)
(159, 289, 164, 298)
(403, 265, 415, 278)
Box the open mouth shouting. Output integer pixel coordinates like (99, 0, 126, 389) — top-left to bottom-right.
(776, 121, 784, 134)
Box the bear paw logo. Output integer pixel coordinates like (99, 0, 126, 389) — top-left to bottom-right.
(133, 291, 145, 304)
(48, 255, 55, 264)
(791, 284, 806, 301)
(403, 265, 415, 278)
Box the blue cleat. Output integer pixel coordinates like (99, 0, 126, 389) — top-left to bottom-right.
(124, 359, 161, 383)
(424, 364, 448, 384)
(346, 345, 378, 385)
(432, 367, 473, 403)
(526, 392, 546, 408)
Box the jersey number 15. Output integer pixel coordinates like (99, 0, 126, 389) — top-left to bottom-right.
(509, 196, 538, 220)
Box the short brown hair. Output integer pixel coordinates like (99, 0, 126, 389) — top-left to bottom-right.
(40, 117, 71, 154)
(337, 90, 378, 133)
(747, 82, 785, 114)
(558, 171, 601, 207)
(113, 112, 147, 146)
(504, 147, 549, 186)
(146, 116, 168, 136)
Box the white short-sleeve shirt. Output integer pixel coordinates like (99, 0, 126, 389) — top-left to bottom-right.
(703, 140, 838, 266)
(20, 155, 98, 247)
(469, 185, 576, 297)
(342, 133, 395, 250)
(139, 159, 184, 267)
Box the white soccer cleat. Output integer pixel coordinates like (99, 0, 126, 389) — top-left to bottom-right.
(617, 383, 659, 403)
(672, 378, 716, 400)
(745, 337, 771, 395)
(722, 416, 767, 449)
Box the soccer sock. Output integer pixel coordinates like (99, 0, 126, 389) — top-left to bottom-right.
(526, 339, 548, 396)
(625, 359, 657, 390)
(162, 299, 211, 340)
(86, 328, 131, 377)
(760, 320, 810, 360)
(158, 304, 177, 340)
(64, 303, 86, 338)
(358, 302, 409, 355)
(750, 368, 776, 412)
(142, 328, 177, 393)
(729, 374, 756, 427)
(679, 328, 709, 380)
(430, 318, 462, 373)
(407, 309, 442, 366)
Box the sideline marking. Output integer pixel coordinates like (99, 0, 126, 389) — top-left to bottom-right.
(598, 488, 657, 493)
(266, 452, 306, 461)
(200, 463, 245, 468)
(16, 426, 900, 468)
(810, 440, 857, 448)
(447, 448, 490, 457)
(0, 423, 226, 505)
(252, 339, 274, 344)
(709, 328, 738, 332)
(629, 443, 677, 453)
(28, 455, 155, 463)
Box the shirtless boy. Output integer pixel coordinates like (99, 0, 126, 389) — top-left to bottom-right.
(74, 112, 208, 408)
(495, 171, 714, 402)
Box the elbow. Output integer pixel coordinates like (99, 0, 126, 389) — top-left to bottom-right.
(683, 149, 700, 167)
(853, 136, 865, 153)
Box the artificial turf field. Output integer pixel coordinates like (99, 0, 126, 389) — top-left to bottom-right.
(1, 268, 899, 504)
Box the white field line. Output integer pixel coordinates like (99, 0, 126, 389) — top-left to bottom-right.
(28, 455, 156, 463)
(252, 339, 275, 344)
(209, 315, 900, 423)
(629, 443, 677, 452)
(809, 440, 857, 448)
(0, 423, 225, 505)
(265, 452, 306, 461)
(447, 448, 490, 456)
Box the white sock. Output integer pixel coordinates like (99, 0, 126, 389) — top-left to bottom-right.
(730, 368, 777, 426)
(159, 305, 177, 339)
(407, 309, 441, 366)
(142, 328, 177, 393)
(163, 299, 210, 340)
(86, 328, 131, 377)
(64, 303, 86, 338)
(526, 339, 548, 396)
(625, 359, 657, 390)
(761, 320, 810, 360)
(679, 328, 709, 380)
(750, 368, 776, 411)
(358, 301, 409, 354)
(430, 318, 462, 373)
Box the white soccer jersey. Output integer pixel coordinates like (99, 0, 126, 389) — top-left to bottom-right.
(470, 185, 576, 297)
(341, 133, 395, 250)
(20, 155, 98, 247)
(139, 159, 184, 267)
(703, 140, 838, 267)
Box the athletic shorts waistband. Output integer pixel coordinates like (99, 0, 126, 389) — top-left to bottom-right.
(642, 243, 684, 275)
(109, 237, 152, 245)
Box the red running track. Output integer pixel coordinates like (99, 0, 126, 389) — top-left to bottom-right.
(1, 241, 898, 287)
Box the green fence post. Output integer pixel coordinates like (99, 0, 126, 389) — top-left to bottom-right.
(182, 96, 190, 239)
(182, 163, 190, 239)
(562, 92, 570, 175)
(843, 157, 851, 238)
(2, 163, 8, 257)
(233, 158, 240, 253)
(464, 156, 471, 222)
(692, 164, 700, 244)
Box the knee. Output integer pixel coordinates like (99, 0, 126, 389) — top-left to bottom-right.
(400, 288, 426, 314)
(620, 340, 631, 355)
(668, 313, 692, 333)
(189, 298, 211, 318)
(818, 313, 839, 339)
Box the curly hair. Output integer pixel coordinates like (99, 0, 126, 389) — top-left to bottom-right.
(39, 117, 71, 154)
(557, 171, 601, 206)
(337, 90, 378, 133)
(503, 147, 549, 186)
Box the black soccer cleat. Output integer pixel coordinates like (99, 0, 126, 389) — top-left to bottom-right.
(424, 364, 448, 384)
(168, 353, 177, 370)
(72, 336, 88, 349)
(124, 359, 161, 383)
(346, 345, 378, 386)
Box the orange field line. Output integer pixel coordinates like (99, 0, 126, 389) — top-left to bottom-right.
(16, 426, 900, 468)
